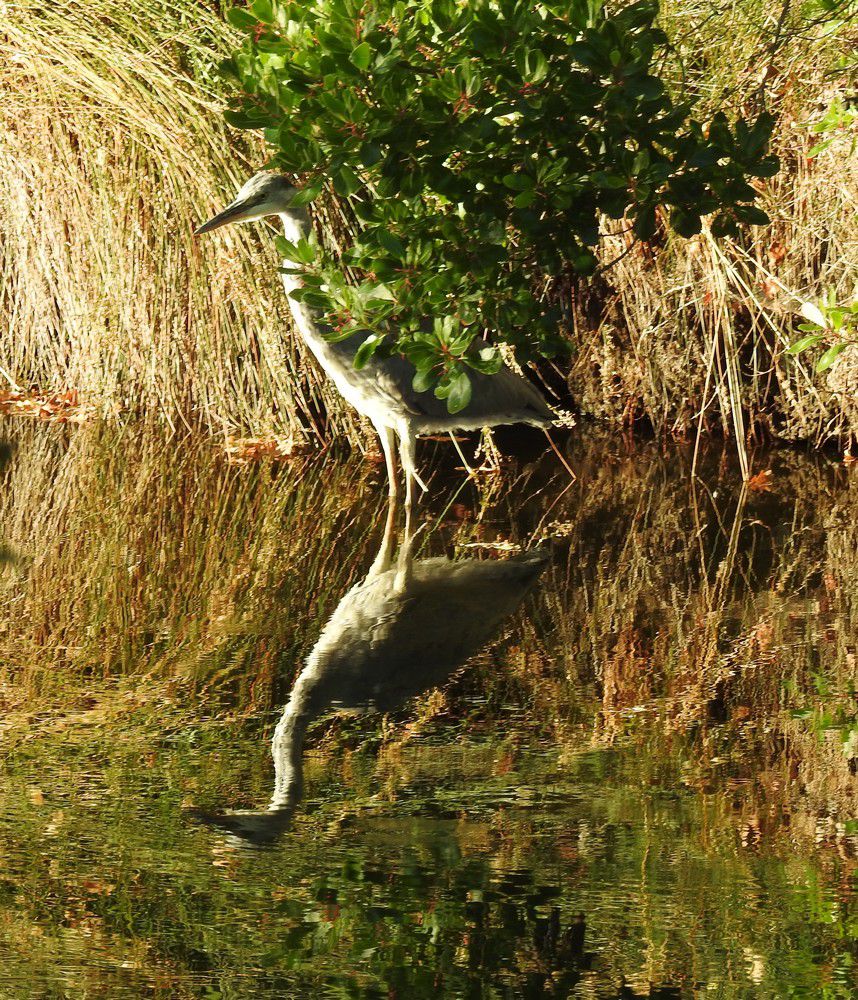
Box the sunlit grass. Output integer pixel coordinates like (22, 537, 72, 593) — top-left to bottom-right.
(0, 0, 364, 445)
(1, 1, 854, 449)
(571, 0, 858, 445)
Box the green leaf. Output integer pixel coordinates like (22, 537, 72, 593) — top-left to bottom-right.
(670, 208, 702, 238)
(290, 180, 324, 207)
(787, 334, 823, 355)
(467, 347, 502, 375)
(815, 343, 846, 372)
(502, 173, 533, 191)
(353, 334, 382, 370)
(359, 143, 384, 167)
(412, 368, 435, 393)
(274, 236, 301, 261)
(249, 0, 274, 22)
(573, 251, 597, 274)
(350, 42, 372, 71)
(377, 230, 406, 259)
(226, 7, 259, 31)
(593, 172, 627, 190)
(363, 282, 396, 302)
(753, 155, 780, 177)
(634, 205, 657, 240)
(279, 239, 316, 265)
(710, 212, 739, 238)
(446, 370, 473, 413)
(734, 204, 770, 227)
(333, 166, 362, 197)
(518, 48, 548, 84)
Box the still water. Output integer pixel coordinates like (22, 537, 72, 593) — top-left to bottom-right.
(0, 418, 855, 998)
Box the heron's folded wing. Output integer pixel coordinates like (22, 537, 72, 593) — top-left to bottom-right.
(369, 355, 554, 427)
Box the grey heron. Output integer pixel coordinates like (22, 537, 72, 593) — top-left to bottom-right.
(196, 172, 555, 507)
(189, 507, 548, 845)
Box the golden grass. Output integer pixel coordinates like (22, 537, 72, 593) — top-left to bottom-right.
(0, 0, 364, 445)
(569, 0, 858, 449)
(0, 1, 854, 449)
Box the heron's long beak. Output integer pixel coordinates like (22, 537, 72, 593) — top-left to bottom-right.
(194, 197, 261, 236)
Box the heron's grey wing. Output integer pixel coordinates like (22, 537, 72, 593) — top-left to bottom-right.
(367, 354, 554, 431)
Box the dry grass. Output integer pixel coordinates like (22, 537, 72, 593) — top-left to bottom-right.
(568, 0, 858, 450)
(0, 1, 854, 450)
(0, 0, 364, 445)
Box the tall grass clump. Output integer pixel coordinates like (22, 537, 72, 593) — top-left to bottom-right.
(574, 0, 857, 447)
(0, 0, 364, 444)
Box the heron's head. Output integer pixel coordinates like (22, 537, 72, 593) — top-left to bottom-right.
(195, 171, 300, 235)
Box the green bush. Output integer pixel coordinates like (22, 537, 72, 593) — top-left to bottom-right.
(223, 0, 777, 411)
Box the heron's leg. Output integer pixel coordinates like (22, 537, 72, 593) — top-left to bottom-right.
(368, 491, 398, 578)
(375, 423, 400, 499)
(397, 429, 427, 494)
(397, 428, 424, 547)
(368, 424, 399, 577)
(394, 512, 429, 592)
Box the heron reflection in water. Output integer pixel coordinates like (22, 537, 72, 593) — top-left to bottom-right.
(191, 507, 548, 846)
(196, 172, 555, 516)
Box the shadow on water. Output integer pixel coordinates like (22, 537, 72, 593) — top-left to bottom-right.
(0, 415, 855, 998)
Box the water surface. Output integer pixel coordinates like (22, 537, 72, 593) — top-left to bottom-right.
(0, 419, 855, 997)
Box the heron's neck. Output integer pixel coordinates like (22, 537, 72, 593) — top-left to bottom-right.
(278, 209, 311, 245)
(267, 663, 326, 811)
(269, 701, 307, 812)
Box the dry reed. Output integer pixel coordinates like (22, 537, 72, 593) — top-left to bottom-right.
(0, 1, 854, 449)
(0, 0, 365, 445)
(568, 0, 857, 451)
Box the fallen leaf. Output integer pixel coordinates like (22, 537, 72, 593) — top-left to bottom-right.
(0, 389, 93, 423)
(746, 469, 774, 492)
(758, 278, 780, 302)
(223, 436, 309, 465)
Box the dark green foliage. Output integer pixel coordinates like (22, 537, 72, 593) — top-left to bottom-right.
(223, 0, 777, 407)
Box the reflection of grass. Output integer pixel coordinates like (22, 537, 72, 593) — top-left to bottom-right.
(0, 419, 855, 995)
(0, 418, 381, 710)
(1, 421, 855, 832)
(494, 443, 858, 842)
